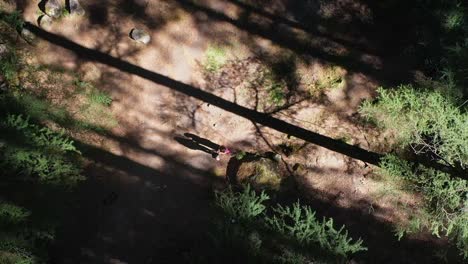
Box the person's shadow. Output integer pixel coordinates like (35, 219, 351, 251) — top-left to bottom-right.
(174, 133, 221, 157)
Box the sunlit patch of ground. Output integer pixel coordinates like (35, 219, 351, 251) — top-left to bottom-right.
(3, 0, 450, 262)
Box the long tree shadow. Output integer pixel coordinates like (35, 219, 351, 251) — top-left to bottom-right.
(21, 22, 381, 163)
(19, 21, 466, 179)
(225, 0, 381, 55)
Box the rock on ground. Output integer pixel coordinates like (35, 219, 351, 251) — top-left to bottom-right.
(21, 28, 36, 43)
(38, 15, 53, 29)
(43, 0, 62, 18)
(68, 0, 85, 16)
(130, 28, 151, 44)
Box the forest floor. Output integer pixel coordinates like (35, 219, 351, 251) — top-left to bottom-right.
(5, 0, 457, 263)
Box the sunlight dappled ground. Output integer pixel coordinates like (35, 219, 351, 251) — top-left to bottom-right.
(3, 0, 456, 263)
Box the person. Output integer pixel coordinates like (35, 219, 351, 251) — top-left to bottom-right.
(215, 145, 231, 161)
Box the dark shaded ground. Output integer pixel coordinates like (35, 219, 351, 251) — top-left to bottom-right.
(51, 141, 219, 264)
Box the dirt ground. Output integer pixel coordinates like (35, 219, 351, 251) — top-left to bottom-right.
(8, 0, 454, 263)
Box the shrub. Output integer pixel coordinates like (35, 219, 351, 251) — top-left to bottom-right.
(215, 185, 269, 222)
(267, 80, 286, 106)
(360, 85, 467, 169)
(0, 11, 24, 32)
(74, 82, 118, 129)
(0, 237, 35, 264)
(212, 185, 367, 262)
(11, 94, 71, 125)
(0, 202, 30, 226)
(308, 65, 346, 95)
(410, 0, 467, 98)
(0, 114, 83, 186)
(0, 48, 20, 84)
(268, 83, 286, 106)
(203, 45, 227, 72)
(379, 154, 468, 258)
(0, 203, 35, 264)
(265, 202, 367, 257)
(87, 90, 113, 106)
(444, 7, 465, 30)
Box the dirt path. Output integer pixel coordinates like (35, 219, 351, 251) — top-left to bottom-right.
(13, 0, 451, 263)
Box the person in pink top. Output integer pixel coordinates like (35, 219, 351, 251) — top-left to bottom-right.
(215, 145, 231, 160)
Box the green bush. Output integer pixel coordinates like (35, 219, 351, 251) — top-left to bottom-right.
(360, 85, 467, 169)
(265, 202, 367, 257)
(411, 0, 468, 98)
(0, 203, 35, 264)
(215, 185, 269, 222)
(379, 154, 468, 258)
(0, 237, 35, 264)
(0, 113, 84, 263)
(0, 114, 83, 186)
(0, 48, 20, 84)
(0, 11, 24, 32)
(443, 7, 465, 30)
(268, 81, 286, 106)
(0, 202, 30, 226)
(87, 90, 113, 106)
(203, 45, 227, 72)
(212, 185, 366, 262)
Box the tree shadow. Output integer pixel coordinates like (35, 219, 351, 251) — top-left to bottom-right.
(20, 21, 466, 179)
(174, 0, 415, 86)
(87, 2, 109, 25)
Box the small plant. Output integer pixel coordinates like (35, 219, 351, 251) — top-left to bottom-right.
(212, 185, 366, 262)
(2, 114, 79, 153)
(235, 150, 247, 160)
(0, 202, 30, 226)
(203, 45, 227, 72)
(0, 11, 25, 32)
(60, 7, 70, 17)
(443, 7, 465, 30)
(268, 82, 286, 106)
(0, 48, 20, 84)
(215, 185, 269, 222)
(0, 235, 35, 264)
(0, 203, 35, 264)
(73, 78, 91, 90)
(71, 80, 117, 129)
(88, 90, 113, 106)
(379, 154, 468, 258)
(76, 78, 112, 106)
(360, 85, 467, 169)
(258, 69, 287, 107)
(265, 202, 367, 257)
(309, 65, 345, 95)
(0, 114, 83, 186)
